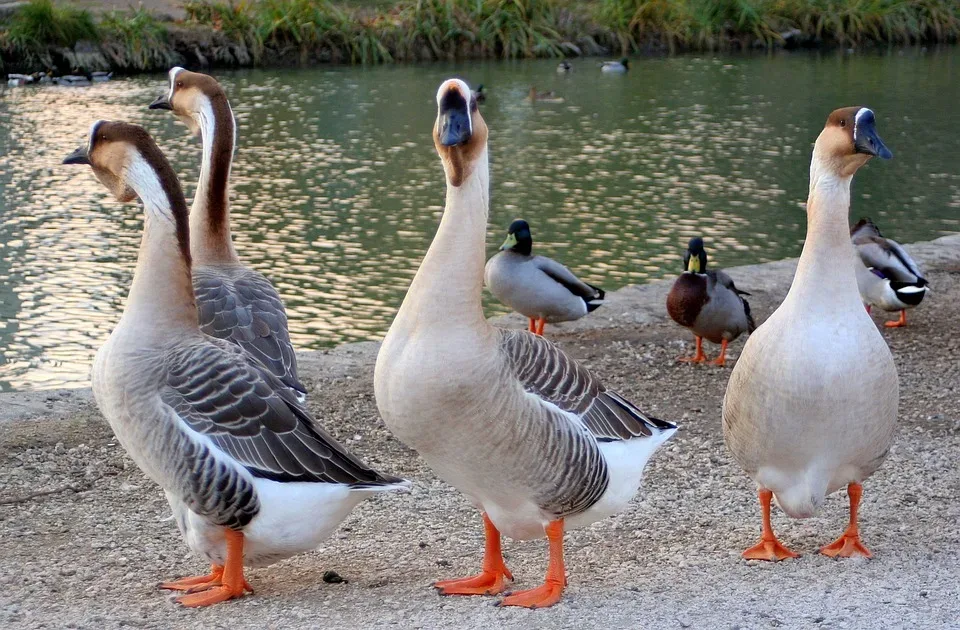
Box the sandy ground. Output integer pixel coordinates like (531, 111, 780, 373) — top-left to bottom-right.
(1, 235, 958, 630)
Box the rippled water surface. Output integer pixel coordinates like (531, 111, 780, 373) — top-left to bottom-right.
(2, 50, 959, 390)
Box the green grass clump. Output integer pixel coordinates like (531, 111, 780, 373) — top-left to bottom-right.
(4, 0, 97, 63)
(99, 9, 177, 70)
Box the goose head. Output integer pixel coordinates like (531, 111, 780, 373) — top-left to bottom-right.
(62, 120, 158, 203)
(149, 67, 227, 136)
(684, 236, 707, 273)
(500, 219, 533, 256)
(433, 78, 488, 187)
(813, 107, 892, 179)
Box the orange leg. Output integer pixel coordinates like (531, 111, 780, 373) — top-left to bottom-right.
(742, 488, 799, 561)
(711, 339, 729, 367)
(534, 317, 546, 336)
(678, 336, 707, 363)
(884, 310, 907, 328)
(821, 482, 872, 558)
(160, 565, 224, 592)
(435, 513, 513, 596)
(174, 529, 253, 607)
(499, 520, 565, 609)
(528, 317, 537, 333)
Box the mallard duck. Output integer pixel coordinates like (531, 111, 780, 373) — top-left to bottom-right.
(63, 120, 408, 607)
(526, 87, 564, 103)
(485, 219, 604, 335)
(474, 84, 486, 103)
(723, 107, 897, 561)
(851, 217, 928, 327)
(666, 237, 754, 367)
(149, 68, 306, 398)
(557, 61, 572, 73)
(375, 79, 676, 609)
(600, 58, 630, 73)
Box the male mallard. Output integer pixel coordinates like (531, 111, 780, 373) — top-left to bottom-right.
(666, 237, 754, 367)
(485, 219, 604, 335)
(851, 217, 928, 327)
(475, 84, 487, 103)
(375, 79, 675, 609)
(557, 61, 572, 73)
(600, 58, 630, 73)
(723, 107, 897, 561)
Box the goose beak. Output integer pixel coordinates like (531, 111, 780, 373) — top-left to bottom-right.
(62, 145, 90, 165)
(854, 109, 892, 160)
(437, 86, 472, 147)
(149, 94, 172, 110)
(500, 233, 518, 251)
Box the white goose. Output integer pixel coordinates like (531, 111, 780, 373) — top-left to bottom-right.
(64, 121, 408, 607)
(374, 79, 676, 608)
(723, 107, 897, 561)
(149, 68, 307, 398)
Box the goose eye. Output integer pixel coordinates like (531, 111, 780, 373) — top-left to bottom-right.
(840, 119, 846, 128)
(176, 81, 183, 88)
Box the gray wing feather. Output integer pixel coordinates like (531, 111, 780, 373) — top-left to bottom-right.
(161, 340, 401, 489)
(856, 238, 925, 284)
(193, 267, 306, 396)
(533, 256, 601, 300)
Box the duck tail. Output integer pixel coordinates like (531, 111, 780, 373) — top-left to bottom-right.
(585, 284, 605, 313)
(743, 297, 756, 333)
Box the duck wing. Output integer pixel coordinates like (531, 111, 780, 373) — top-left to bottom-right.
(161, 339, 401, 488)
(534, 256, 605, 302)
(193, 267, 307, 397)
(856, 237, 926, 284)
(499, 329, 674, 442)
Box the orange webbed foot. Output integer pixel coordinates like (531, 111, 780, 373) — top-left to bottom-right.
(678, 354, 708, 364)
(175, 581, 252, 607)
(820, 533, 872, 558)
(498, 580, 564, 608)
(883, 320, 906, 328)
(711, 356, 727, 367)
(434, 568, 513, 596)
(743, 537, 800, 561)
(159, 566, 224, 592)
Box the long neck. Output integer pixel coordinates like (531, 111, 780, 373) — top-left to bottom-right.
(395, 148, 490, 332)
(790, 151, 859, 303)
(124, 156, 197, 330)
(190, 94, 239, 265)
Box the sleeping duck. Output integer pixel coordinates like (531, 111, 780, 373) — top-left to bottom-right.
(666, 237, 754, 367)
(485, 219, 604, 335)
(600, 58, 630, 73)
(557, 61, 572, 73)
(851, 217, 928, 327)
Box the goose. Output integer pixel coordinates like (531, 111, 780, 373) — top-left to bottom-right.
(600, 58, 630, 73)
(485, 219, 605, 336)
(851, 217, 928, 327)
(557, 61, 572, 73)
(374, 79, 676, 608)
(475, 84, 487, 103)
(63, 120, 408, 607)
(526, 87, 564, 104)
(666, 237, 755, 367)
(722, 107, 897, 561)
(149, 68, 307, 398)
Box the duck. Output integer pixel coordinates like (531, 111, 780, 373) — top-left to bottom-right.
(557, 61, 572, 73)
(53, 74, 91, 86)
(526, 87, 564, 103)
(485, 219, 605, 336)
(474, 84, 486, 103)
(851, 217, 928, 327)
(600, 58, 630, 73)
(374, 79, 676, 609)
(666, 236, 755, 367)
(722, 107, 897, 561)
(149, 68, 307, 399)
(63, 120, 409, 607)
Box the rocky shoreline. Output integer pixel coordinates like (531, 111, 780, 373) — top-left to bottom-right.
(1, 234, 958, 628)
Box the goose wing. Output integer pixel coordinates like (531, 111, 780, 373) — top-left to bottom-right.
(855, 237, 926, 284)
(533, 256, 604, 301)
(499, 329, 673, 442)
(193, 267, 307, 396)
(160, 339, 399, 487)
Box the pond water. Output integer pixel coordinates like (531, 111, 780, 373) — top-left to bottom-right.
(1, 49, 958, 391)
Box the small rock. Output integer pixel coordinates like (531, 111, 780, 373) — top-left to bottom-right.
(322, 570, 346, 584)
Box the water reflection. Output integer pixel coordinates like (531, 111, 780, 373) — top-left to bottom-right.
(1, 50, 958, 390)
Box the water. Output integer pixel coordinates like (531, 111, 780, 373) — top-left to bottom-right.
(1, 49, 958, 391)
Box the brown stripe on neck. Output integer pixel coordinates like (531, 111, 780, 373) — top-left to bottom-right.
(203, 89, 235, 236)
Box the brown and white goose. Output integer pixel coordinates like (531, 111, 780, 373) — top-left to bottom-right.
(374, 79, 675, 608)
(723, 107, 897, 561)
(64, 121, 408, 607)
(149, 68, 306, 398)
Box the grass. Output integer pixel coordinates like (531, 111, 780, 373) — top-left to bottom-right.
(1, 0, 958, 73)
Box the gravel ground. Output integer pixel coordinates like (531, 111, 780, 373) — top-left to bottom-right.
(1, 235, 958, 630)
